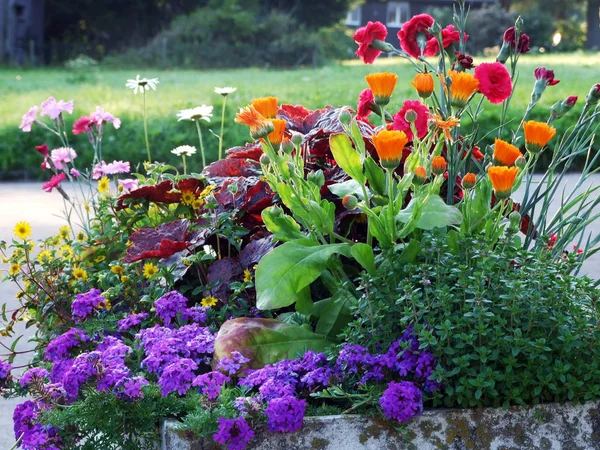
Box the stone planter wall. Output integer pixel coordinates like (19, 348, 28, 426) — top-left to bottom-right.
(162, 401, 600, 450)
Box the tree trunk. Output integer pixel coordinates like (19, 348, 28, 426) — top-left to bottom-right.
(587, 0, 600, 50)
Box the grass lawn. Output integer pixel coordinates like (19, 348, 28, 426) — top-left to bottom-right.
(0, 52, 598, 178)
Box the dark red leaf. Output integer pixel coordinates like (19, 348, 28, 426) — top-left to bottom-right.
(203, 158, 261, 180)
(226, 141, 263, 162)
(207, 257, 244, 302)
(124, 220, 191, 263)
(238, 236, 276, 268)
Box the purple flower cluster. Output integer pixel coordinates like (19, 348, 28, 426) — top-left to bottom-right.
(19, 368, 50, 388)
(117, 376, 149, 400)
(45, 328, 89, 362)
(192, 371, 230, 400)
(213, 417, 255, 450)
(154, 290, 188, 325)
(157, 358, 198, 396)
(217, 351, 250, 376)
(379, 381, 423, 423)
(264, 396, 307, 433)
(118, 312, 149, 331)
(0, 360, 12, 379)
(13, 401, 62, 450)
(71, 288, 108, 321)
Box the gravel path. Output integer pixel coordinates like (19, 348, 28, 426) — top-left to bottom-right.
(0, 176, 599, 444)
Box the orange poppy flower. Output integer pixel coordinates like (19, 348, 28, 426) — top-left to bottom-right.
(411, 73, 435, 99)
(266, 119, 287, 146)
(235, 105, 274, 140)
(523, 121, 556, 154)
(365, 72, 398, 106)
(431, 155, 447, 176)
(448, 70, 479, 108)
(462, 172, 477, 189)
(493, 138, 522, 166)
(251, 97, 278, 119)
(488, 166, 519, 199)
(372, 129, 409, 169)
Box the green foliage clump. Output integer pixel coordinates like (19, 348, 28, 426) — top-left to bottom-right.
(346, 231, 600, 408)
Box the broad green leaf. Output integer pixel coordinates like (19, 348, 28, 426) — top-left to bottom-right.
(314, 291, 354, 340)
(398, 239, 421, 264)
(349, 118, 366, 159)
(397, 195, 463, 230)
(329, 134, 365, 184)
(364, 157, 386, 195)
(328, 179, 368, 200)
(214, 318, 332, 368)
(295, 286, 314, 315)
(351, 243, 376, 275)
(262, 207, 305, 242)
(256, 239, 352, 310)
(446, 230, 460, 254)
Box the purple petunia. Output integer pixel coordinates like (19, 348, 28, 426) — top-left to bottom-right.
(213, 417, 254, 450)
(379, 381, 423, 423)
(264, 396, 307, 433)
(154, 290, 189, 325)
(118, 312, 149, 331)
(71, 288, 108, 322)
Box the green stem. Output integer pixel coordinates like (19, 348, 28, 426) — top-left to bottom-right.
(219, 96, 227, 160)
(386, 168, 396, 242)
(379, 105, 386, 128)
(182, 155, 187, 175)
(143, 90, 151, 162)
(195, 120, 206, 168)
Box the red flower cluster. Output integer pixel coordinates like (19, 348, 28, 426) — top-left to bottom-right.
(424, 25, 467, 56)
(357, 89, 375, 120)
(353, 21, 388, 64)
(503, 27, 530, 54)
(397, 14, 434, 58)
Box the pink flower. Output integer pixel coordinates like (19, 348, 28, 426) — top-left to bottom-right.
(48, 147, 77, 170)
(92, 160, 130, 179)
(70, 168, 81, 178)
(119, 178, 139, 192)
(503, 27, 530, 54)
(474, 62, 513, 104)
(42, 172, 66, 193)
(424, 25, 467, 56)
(40, 97, 74, 120)
(353, 21, 388, 64)
(72, 116, 94, 135)
(357, 89, 375, 119)
(35, 143, 49, 157)
(19, 106, 38, 132)
(534, 67, 559, 86)
(90, 107, 121, 129)
(397, 14, 435, 59)
(392, 100, 430, 141)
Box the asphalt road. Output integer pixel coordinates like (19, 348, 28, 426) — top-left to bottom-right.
(0, 176, 598, 445)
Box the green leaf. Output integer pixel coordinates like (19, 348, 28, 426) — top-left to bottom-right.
(327, 179, 368, 200)
(329, 134, 365, 184)
(446, 230, 460, 254)
(397, 195, 463, 230)
(256, 239, 352, 310)
(314, 291, 354, 339)
(351, 243, 376, 275)
(364, 157, 386, 195)
(398, 239, 421, 264)
(213, 318, 332, 368)
(262, 207, 305, 242)
(295, 286, 314, 315)
(349, 118, 366, 158)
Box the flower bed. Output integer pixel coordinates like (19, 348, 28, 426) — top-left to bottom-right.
(2, 2, 600, 450)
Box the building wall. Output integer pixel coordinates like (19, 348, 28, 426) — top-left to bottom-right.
(1, 0, 44, 64)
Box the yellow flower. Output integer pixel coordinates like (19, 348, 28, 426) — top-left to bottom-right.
(111, 266, 125, 276)
(180, 190, 196, 206)
(411, 73, 435, 99)
(121, 275, 130, 283)
(98, 176, 110, 194)
(76, 231, 86, 241)
(37, 250, 53, 265)
(8, 263, 20, 276)
(243, 269, 253, 283)
(488, 166, 519, 199)
(371, 129, 409, 170)
(192, 198, 205, 209)
(365, 72, 398, 105)
(23, 240, 35, 253)
(493, 138, 522, 166)
(523, 121, 556, 154)
(98, 298, 112, 311)
(14, 221, 32, 240)
(198, 185, 217, 200)
(95, 255, 106, 263)
(59, 226, 71, 241)
(251, 96, 278, 119)
(201, 296, 218, 308)
(73, 267, 88, 280)
(447, 71, 479, 108)
(143, 263, 159, 279)
(59, 245, 74, 259)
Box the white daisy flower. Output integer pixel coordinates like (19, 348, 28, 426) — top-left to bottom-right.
(177, 105, 213, 122)
(214, 87, 237, 96)
(171, 145, 197, 157)
(126, 74, 159, 94)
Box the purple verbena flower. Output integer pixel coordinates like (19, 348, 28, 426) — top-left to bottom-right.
(19, 368, 49, 388)
(379, 381, 423, 423)
(158, 358, 198, 396)
(0, 360, 12, 379)
(154, 290, 189, 325)
(118, 312, 149, 331)
(264, 396, 306, 433)
(192, 371, 230, 400)
(213, 417, 254, 450)
(45, 328, 89, 362)
(217, 351, 250, 376)
(71, 288, 107, 322)
(119, 376, 149, 400)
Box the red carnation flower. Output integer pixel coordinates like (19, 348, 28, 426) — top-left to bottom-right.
(42, 172, 66, 193)
(424, 25, 467, 56)
(566, 96, 578, 105)
(455, 51, 475, 70)
(392, 100, 430, 141)
(353, 21, 388, 64)
(474, 62, 513, 104)
(35, 143, 49, 157)
(357, 89, 375, 120)
(503, 27, 530, 54)
(397, 14, 435, 59)
(534, 67, 559, 86)
(72, 116, 94, 135)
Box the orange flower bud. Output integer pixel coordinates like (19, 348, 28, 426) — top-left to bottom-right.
(411, 73, 435, 99)
(431, 155, 447, 176)
(462, 172, 477, 189)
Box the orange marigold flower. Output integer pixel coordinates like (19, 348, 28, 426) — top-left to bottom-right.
(413, 166, 427, 185)
(431, 155, 447, 176)
(493, 138, 522, 166)
(488, 166, 519, 199)
(365, 72, 398, 106)
(235, 105, 274, 140)
(462, 172, 477, 189)
(251, 97, 278, 119)
(523, 121, 556, 154)
(372, 129, 409, 169)
(431, 113, 460, 142)
(267, 119, 287, 146)
(411, 73, 434, 99)
(448, 70, 479, 108)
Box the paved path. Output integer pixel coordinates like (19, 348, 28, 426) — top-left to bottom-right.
(0, 177, 599, 444)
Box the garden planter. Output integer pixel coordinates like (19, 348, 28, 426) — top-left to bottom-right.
(161, 401, 600, 450)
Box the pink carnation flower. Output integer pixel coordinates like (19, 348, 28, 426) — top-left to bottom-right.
(42, 172, 66, 193)
(92, 160, 130, 179)
(19, 106, 39, 132)
(397, 14, 434, 59)
(70, 168, 81, 178)
(392, 100, 430, 141)
(119, 178, 139, 192)
(357, 89, 375, 120)
(40, 97, 74, 120)
(424, 25, 467, 57)
(474, 62, 513, 104)
(48, 147, 77, 170)
(35, 143, 49, 157)
(534, 67, 560, 86)
(73, 116, 94, 135)
(90, 107, 121, 129)
(353, 21, 388, 64)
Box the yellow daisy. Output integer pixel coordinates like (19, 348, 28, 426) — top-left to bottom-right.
(37, 250, 53, 264)
(8, 263, 20, 276)
(201, 296, 218, 308)
(180, 190, 196, 206)
(73, 267, 88, 280)
(111, 266, 125, 276)
(243, 269, 253, 283)
(95, 255, 106, 263)
(59, 245, 74, 259)
(76, 231, 86, 241)
(98, 176, 110, 194)
(14, 221, 32, 240)
(143, 263, 159, 279)
(59, 226, 71, 241)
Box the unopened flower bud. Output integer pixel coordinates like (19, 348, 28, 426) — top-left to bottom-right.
(509, 211, 521, 228)
(290, 131, 303, 146)
(515, 156, 526, 170)
(462, 172, 476, 189)
(260, 153, 271, 165)
(227, 182, 238, 195)
(370, 39, 395, 53)
(413, 166, 427, 185)
(585, 83, 600, 107)
(431, 155, 447, 176)
(405, 109, 418, 123)
(307, 170, 325, 188)
(339, 110, 352, 125)
(342, 195, 358, 210)
(281, 138, 294, 154)
(269, 205, 284, 218)
(549, 96, 577, 123)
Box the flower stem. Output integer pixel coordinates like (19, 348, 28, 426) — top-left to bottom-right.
(195, 120, 206, 168)
(219, 96, 227, 160)
(142, 91, 151, 162)
(386, 168, 396, 241)
(182, 155, 187, 175)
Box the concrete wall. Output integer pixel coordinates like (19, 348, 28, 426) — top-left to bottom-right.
(162, 401, 600, 450)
